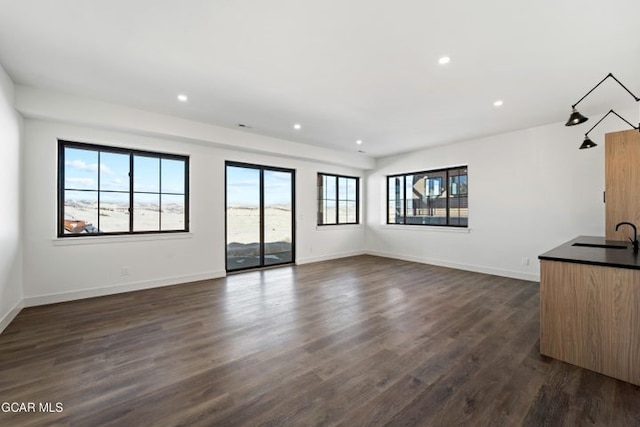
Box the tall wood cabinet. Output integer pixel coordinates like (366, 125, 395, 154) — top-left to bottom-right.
(605, 129, 640, 241)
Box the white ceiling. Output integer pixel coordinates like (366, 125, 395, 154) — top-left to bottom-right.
(1, 0, 639, 157)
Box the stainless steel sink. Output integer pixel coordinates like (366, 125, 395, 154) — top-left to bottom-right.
(572, 242, 627, 249)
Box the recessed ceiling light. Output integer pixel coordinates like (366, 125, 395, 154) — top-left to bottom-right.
(293, 123, 302, 130)
(438, 56, 451, 65)
(177, 94, 188, 102)
(356, 140, 363, 145)
(493, 100, 504, 107)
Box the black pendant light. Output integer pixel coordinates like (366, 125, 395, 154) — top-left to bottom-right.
(579, 136, 597, 150)
(578, 109, 639, 150)
(566, 108, 588, 126)
(565, 73, 639, 127)
(565, 73, 640, 149)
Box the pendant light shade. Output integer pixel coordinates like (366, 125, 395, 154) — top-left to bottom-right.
(565, 108, 588, 126)
(579, 136, 597, 150)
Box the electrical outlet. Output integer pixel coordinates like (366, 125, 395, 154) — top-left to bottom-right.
(121, 266, 130, 276)
(521, 257, 530, 266)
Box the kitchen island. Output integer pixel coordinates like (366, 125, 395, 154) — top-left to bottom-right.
(538, 236, 640, 386)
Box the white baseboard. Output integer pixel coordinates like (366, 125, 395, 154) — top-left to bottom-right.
(366, 250, 540, 282)
(11, 251, 539, 324)
(296, 250, 366, 265)
(0, 299, 24, 334)
(23, 270, 227, 307)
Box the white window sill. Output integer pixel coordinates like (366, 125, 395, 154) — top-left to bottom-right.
(379, 224, 471, 233)
(52, 232, 194, 246)
(315, 224, 363, 231)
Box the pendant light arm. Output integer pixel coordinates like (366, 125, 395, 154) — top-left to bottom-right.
(609, 74, 640, 102)
(572, 73, 613, 108)
(571, 73, 640, 109)
(584, 109, 640, 137)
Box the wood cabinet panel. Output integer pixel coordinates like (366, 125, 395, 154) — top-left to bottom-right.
(540, 260, 640, 385)
(605, 129, 640, 240)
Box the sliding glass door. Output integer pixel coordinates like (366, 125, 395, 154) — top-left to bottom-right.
(225, 162, 295, 271)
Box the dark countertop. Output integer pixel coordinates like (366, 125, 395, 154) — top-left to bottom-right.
(539, 235, 640, 270)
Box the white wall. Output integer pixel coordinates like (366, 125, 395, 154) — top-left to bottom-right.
(22, 120, 365, 305)
(366, 109, 637, 281)
(0, 64, 23, 333)
(14, 84, 640, 312)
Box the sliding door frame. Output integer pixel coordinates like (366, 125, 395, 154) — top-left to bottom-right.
(225, 161, 296, 272)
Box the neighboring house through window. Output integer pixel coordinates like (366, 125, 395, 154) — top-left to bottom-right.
(387, 166, 468, 227)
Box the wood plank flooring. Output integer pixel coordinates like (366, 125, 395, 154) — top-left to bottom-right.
(1, 255, 639, 426)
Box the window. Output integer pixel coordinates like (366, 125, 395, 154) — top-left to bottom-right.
(387, 166, 467, 227)
(58, 140, 189, 237)
(317, 173, 359, 225)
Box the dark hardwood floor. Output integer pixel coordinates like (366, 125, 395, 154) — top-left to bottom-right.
(1, 255, 639, 426)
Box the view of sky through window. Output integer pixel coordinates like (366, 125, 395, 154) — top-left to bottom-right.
(65, 148, 186, 197)
(226, 166, 292, 207)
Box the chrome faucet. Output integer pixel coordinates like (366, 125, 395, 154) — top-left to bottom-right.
(615, 222, 639, 253)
